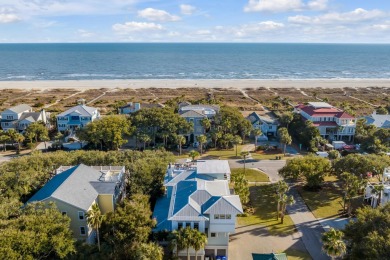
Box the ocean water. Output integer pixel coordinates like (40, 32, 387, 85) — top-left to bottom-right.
(0, 43, 389, 81)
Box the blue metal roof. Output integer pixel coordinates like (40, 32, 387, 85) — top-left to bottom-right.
(201, 196, 221, 212)
(173, 181, 198, 215)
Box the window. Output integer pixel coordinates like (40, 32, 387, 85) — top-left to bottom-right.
(205, 228, 208, 236)
(178, 222, 183, 229)
(194, 222, 199, 230)
(186, 222, 191, 228)
(61, 212, 67, 216)
(220, 214, 226, 220)
(78, 211, 85, 220)
(269, 126, 272, 129)
(71, 116, 80, 121)
(211, 232, 217, 238)
(80, 226, 86, 236)
(214, 214, 220, 219)
(226, 214, 232, 219)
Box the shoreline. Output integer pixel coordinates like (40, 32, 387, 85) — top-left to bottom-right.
(0, 79, 390, 90)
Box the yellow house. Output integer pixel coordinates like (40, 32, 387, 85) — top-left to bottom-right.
(27, 164, 126, 242)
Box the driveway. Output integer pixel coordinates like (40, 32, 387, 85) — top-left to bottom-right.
(287, 187, 330, 260)
(229, 159, 286, 183)
(229, 224, 308, 260)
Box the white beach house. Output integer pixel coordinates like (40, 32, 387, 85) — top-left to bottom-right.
(56, 105, 100, 132)
(0, 104, 49, 132)
(153, 160, 243, 260)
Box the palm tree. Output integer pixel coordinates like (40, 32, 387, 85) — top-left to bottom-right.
(252, 129, 262, 150)
(200, 118, 211, 133)
(276, 181, 289, 221)
(209, 129, 222, 148)
(86, 203, 104, 252)
(196, 135, 207, 155)
(189, 150, 200, 161)
(241, 151, 249, 174)
(181, 227, 193, 260)
(0, 131, 10, 152)
(138, 133, 151, 150)
(279, 194, 295, 224)
(233, 135, 242, 157)
(321, 228, 346, 260)
(190, 229, 208, 260)
(14, 133, 24, 154)
(176, 135, 186, 156)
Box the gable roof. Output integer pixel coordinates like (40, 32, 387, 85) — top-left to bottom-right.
(6, 104, 32, 114)
(28, 164, 122, 211)
(18, 112, 41, 122)
(57, 105, 97, 117)
(180, 110, 207, 118)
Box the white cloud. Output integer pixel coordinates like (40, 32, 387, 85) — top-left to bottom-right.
(244, 0, 328, 12)
(195, 30, 212, 35)
(77, 29, 95, 38)
(0, 7, 21, 23)
(138, 8, 180, 22)
(0, 13, 20, 23)
(288, 8, 385, 24)
(180, 4, 196, 15)
(112, 21, 164, 34)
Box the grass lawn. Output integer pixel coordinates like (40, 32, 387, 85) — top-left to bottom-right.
(231, 168, 270, 182)
(203, 145, 245, 159)
(238, 184, 296, 236)
(283, 249, 312, 260)
(298, 176, 364, 219)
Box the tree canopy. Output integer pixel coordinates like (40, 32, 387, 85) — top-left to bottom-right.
(344, 204, 390, 260)
(279, 156, 332, 189)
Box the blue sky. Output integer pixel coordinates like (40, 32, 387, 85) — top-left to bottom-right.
(0, 0, 389, 43)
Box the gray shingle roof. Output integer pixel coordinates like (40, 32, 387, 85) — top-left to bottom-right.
(28, 164, 120, 211)
(7, 104, 32, 114)
(180, 110, 207, 118)
(57, 105, 97, 117)
(247, 112, 279, 125)
(18, 112, 41, 122)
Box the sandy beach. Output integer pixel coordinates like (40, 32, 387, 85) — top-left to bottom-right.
(0, 79, 389, 90)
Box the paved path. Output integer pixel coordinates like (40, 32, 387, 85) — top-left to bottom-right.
(287, 187, 330, 260)
(229, 224, 307, 260)
(318, 216, 351, 231)
(0, 155, 11, 164)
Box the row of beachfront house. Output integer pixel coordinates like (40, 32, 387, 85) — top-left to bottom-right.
(1, 101, 387, 144)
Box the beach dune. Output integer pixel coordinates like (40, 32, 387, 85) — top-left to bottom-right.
(0, 79, 389, 90)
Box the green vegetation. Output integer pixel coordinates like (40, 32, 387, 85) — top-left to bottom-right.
(231, 168, 250, 205)
(169, 227, 207, 260)
(231, 168, 269, 182)
(355, 118, 390, 153)
(321, 228, 346, 260)
(0, 149, 174, 259)
(0, 202, 75, 259)
(276, 180, 295, 224)
(131, 107, 192, 149)
(333, 154, 390, 178)
(279, 156, 332, 190)
(344, 204, 390, 259)
(237, 184, 295, 235)
(283, 249, 312, 260)
(77, 115, 132, 150)
(297, 176, 343, 219)
(289, 114, 321, 152)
